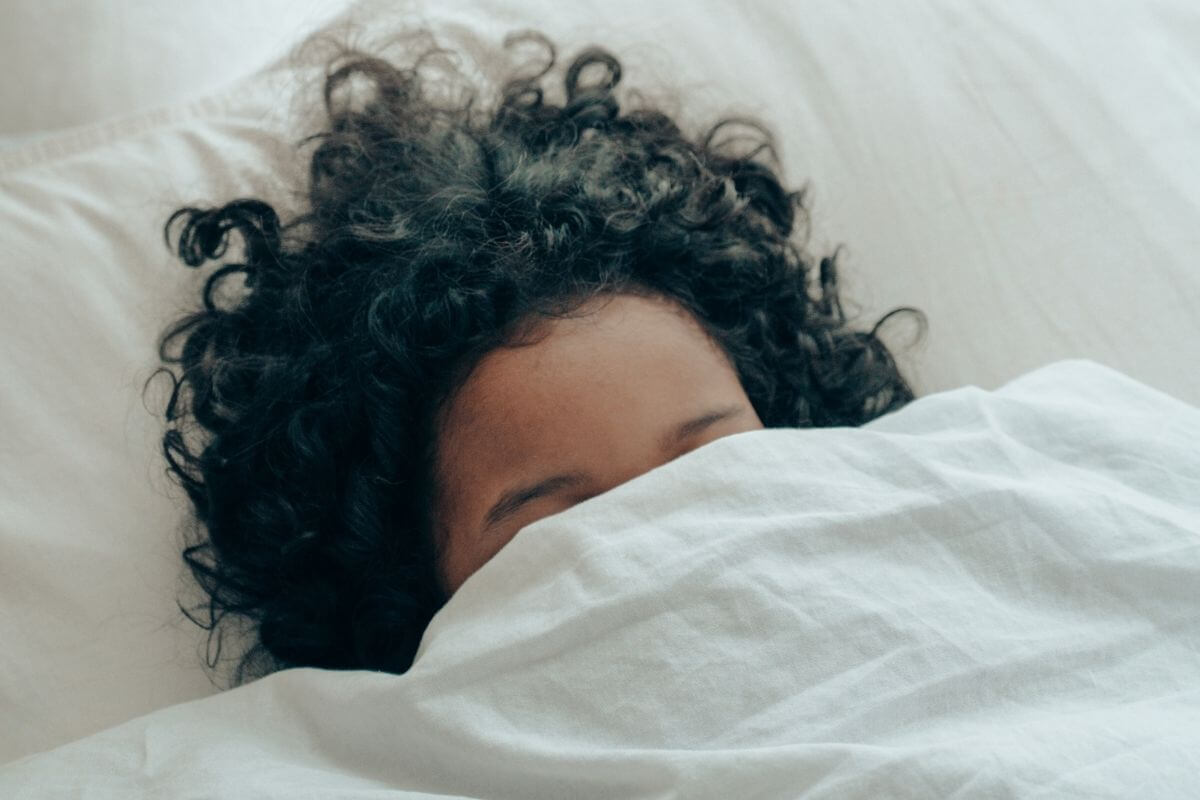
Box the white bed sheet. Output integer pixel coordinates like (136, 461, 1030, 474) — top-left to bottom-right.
(3, 0, 1200, 768)
(2, 359, 1198, 797)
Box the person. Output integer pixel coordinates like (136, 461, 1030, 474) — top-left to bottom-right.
(149, 28, 926, 682)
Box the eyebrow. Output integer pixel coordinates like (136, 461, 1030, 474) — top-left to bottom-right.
(481, 404, 746, 532)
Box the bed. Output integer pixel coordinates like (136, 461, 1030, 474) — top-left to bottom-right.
(2, 0, 1198, 796)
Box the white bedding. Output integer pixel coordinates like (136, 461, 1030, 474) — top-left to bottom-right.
(2, 359, 1198, 797)
(4, 0, 1200, 773)
(0, 0, 357, 138)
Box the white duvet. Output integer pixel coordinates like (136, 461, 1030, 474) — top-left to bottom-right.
(3, 359, 1198, 798)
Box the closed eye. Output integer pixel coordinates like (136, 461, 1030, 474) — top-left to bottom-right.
(481, 404, 746, 532)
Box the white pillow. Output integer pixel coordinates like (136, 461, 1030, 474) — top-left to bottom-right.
(3, 0, 1198, 765)
(0, 75, 304, 762)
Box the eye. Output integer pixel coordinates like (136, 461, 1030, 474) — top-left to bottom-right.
(674, 421, 737, 457)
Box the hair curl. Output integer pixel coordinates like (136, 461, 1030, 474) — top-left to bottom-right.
(149, 29, 927, 683)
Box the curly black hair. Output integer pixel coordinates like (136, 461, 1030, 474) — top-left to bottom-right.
(149, 29, 926, 684)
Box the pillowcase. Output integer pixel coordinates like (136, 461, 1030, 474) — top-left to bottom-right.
(0, 62, 318, 763)
(2, 359, 1198, 797)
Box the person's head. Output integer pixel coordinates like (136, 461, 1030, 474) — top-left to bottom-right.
(150, 29, 924, 682)
(433, 288, 767, 595)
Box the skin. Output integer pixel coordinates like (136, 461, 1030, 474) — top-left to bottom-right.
(432, 291, 765, 595)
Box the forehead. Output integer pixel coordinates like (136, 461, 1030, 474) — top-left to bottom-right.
(435, 292, 737, 460)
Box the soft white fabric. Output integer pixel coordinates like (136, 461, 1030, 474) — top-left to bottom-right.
(2, 359, 1198, 797)
(0, 0, 356, 136)
(0, 73, 309, 763)
(3, 0, 1200, 768)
